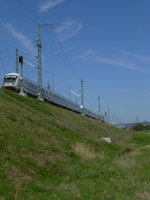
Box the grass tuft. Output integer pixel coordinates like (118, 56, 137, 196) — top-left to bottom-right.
(72, 142, 104, 161)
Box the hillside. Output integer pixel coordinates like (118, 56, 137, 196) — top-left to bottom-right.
(0, 89, 149, 200)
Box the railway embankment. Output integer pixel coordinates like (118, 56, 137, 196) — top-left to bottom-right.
(0, 89, 149, 200)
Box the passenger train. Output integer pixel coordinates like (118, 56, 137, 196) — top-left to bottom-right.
(2, 73, 104, 121)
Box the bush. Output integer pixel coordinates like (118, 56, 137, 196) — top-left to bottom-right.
(144, 124, 150, 130)
(118, 145, 133, 155)
(131, 123, 145, 131)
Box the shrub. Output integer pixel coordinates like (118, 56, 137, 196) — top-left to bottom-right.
(144, 124, 150, 130)
(118, 145, 133, 156)
(131, 123, 145, 131)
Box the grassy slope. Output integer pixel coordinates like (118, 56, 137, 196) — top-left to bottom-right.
(0, 89, 149, 200)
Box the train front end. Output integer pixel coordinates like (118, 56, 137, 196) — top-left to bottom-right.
(2, 73, 20, 91)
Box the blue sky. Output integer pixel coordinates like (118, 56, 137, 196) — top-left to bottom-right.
(0, 0, 150, 123)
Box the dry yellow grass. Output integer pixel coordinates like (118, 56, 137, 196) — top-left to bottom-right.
(134, 192, 150, 200)
(7, 166, 35, 182)
(58, 182, 81, 198)
(114, 148, 140, 169)
(72, 142, 104, 161)
(141, 145, 150, 149)
(114, 155, 136, 169)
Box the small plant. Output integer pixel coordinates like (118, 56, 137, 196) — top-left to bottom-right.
(131, 123, 145, 131)
(72, 142, 104, 161)
(144, 124, 150, 130)
(118, 145, 133, 156)
(72, 142, 96, 160)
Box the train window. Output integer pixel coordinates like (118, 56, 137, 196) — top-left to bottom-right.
(4, 76, 17, 83)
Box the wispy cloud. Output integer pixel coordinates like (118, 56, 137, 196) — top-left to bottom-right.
(38, 0, 64, 12)
(55, 47, 73, 54)
(55, 18, 83, 41)
(73, 49, 93, 60)
(91, 56, 148, 72)
(63, 47, 73, 52)
(4, 23, 35, 55)
(75, 49, 150, 72)
(122, 51, 150, 63)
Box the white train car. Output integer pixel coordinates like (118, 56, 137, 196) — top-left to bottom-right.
(2, 73, 103, 120)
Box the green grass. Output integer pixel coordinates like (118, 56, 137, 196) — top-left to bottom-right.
(0, 89, 150, 200)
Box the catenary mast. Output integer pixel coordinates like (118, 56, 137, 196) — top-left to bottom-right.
(37, 24, 52, 100)
(80, 79, 85, 115)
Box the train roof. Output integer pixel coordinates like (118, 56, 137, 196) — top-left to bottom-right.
(4, 73, 20, 77)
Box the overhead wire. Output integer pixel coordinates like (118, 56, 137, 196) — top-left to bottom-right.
(0, 50, 14, 70)
(16, 0, 46, 24)
(15, 0, 82, 83)
(45, 27, 76, 75)
(0, 49, 14, 59)
(14, 0, 80, 91)
(6, 0, 83, 104)
(45, 27, 83, 96)
(7, 0, 37, 25)
(51, 27, 81, 80)
(5, 0, 70, 93)
(15, 0, 73, 76)
(0, 56, 12, 66)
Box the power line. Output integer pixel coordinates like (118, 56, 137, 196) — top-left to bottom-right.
(45, 28, 76, 75)
(80, 79, 85, 115)
(8, 0, 79, 80)
(7, 0, 37, 25)
(0, 51, 14, 70)
(0, 57, 12, 66)
(16, 0, 46, 24)
(6, 0, 83, 99)
(51, 27, 81, 79)
(8, 0, 75, 90)
(16, 49, 19, 73)
(43, 27, 82, 93)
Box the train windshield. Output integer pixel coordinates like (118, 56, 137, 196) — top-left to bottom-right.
(4, 75, 17, 83)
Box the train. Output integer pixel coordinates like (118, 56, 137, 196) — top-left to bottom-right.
(2, 73, 104, 121)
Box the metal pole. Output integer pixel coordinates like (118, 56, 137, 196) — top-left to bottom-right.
(137, 116, 139, 123)
(19, 56, 23, 75)
(37, 24, 43, 100)
(36, 24, 53, 100)
(98, 96, 100, 120)
(19, 57, 25, 96)
(113, 112, 115, 125)
(21, 62, 23, 76)
(80, 79, 85, 115)
(108, 104, 110, 123)
(47, 82, 51, 90)
(105, 112, 107, 122)
(16, 49, 19, 73)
